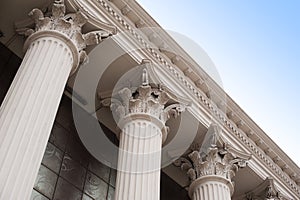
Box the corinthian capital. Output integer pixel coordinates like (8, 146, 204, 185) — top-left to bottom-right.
(110, 67, 190, 142)
(174, 123, 251, 183)
(17, 0, 113, 65)
(111, 68, 187, 122)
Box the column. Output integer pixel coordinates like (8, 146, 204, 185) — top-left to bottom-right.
(111, 69, 187, 200)
(189, 176, 232, 200)
(174, 124, 251, 200)
(0, 1, 109, 199)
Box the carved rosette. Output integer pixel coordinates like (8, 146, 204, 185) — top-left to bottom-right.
(18, 0, 111, 72)
(110, 69, 188, 142)
(174, 124, 251, 184)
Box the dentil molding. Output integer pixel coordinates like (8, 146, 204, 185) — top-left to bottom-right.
(91, 0, 300, 196)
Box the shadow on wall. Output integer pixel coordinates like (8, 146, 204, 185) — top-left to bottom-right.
(0, 43, 189, 200)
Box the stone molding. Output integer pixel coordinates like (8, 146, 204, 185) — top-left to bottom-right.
(90, 0, 300, 196)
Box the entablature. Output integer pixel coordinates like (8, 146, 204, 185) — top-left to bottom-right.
(3, 0, 299, 197)
(84, 0, 300, 197)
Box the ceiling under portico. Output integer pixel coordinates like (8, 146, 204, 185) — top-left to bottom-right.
(0, 0, 299, 198)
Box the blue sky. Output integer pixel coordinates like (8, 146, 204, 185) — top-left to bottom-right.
(136, 0, 300, 166)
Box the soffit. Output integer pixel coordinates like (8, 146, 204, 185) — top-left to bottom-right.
(0, 0, 299, 196)
(99, 0, 300, 190)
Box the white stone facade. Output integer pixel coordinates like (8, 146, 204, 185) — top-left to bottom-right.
(0, 0, 299, 199)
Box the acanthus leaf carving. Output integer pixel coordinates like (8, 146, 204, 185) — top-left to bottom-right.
(17, 0, 113, 67)
(92, 0, 300, 194)
(110, 68, 190, 130)
(174, 123, 251, 184)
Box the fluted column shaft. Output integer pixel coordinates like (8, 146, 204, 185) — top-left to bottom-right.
(114, 118, 163, 200)
(111, 73, 187, 200)
(0, 1, 109, 198)
(189, 176, 233, 200)
(0, 33, 75, 200)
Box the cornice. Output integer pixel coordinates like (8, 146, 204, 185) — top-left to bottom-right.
(67, 0, 300, 197)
